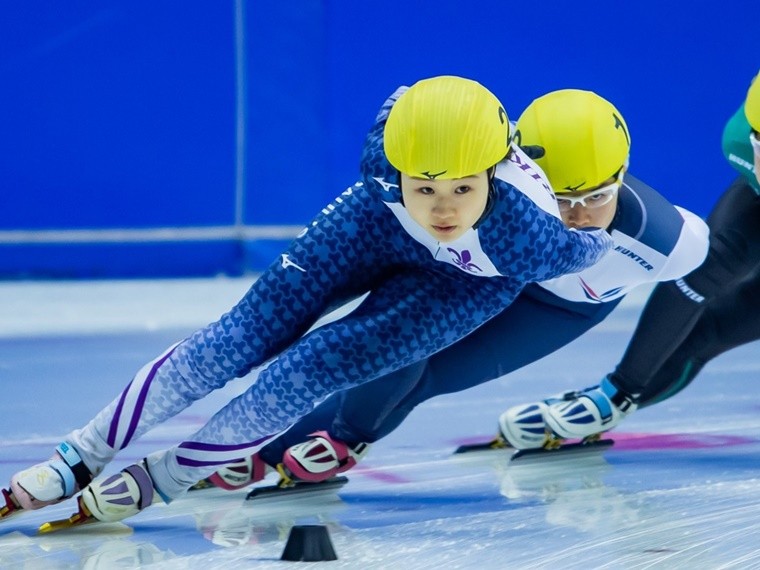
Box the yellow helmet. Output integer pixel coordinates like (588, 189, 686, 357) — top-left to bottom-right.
(515, 89, 631, 193)
(383, 75, 510, 180)
(744, 72, 760, 131)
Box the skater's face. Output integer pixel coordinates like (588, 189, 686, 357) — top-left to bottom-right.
(558, 171, 622, 231)
(401, 170, 490, 242)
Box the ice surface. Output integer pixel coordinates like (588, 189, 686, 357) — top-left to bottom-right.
(1, 278, 760, 569)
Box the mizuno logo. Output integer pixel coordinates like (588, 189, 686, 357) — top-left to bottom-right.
(564, 182, 586, 192)
(281, 254, 305, 272)
(613, 112, 631, 146)
(421, 170, 447, 180)
(373, 177, 399, 192)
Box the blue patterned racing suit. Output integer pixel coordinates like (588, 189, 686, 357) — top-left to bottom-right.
(68, 90, 611, 499)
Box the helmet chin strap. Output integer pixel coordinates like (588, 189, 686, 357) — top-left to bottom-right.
(395, 170, 405, 206)
(473, 164, 498, 229)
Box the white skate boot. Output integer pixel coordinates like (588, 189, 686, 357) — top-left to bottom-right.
(204, 454, 273, 491)
(281, 431, 370, 484)
(544, 377, 638, 441)
(2, 442, 94, 520)
(37, 461, 168, 532)
(79, 461, 158, 523)
(498, 402, 551, 450)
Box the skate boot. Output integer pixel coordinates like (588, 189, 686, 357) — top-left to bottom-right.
(498, 401, 551, 450)
(204, 454, 273, 491)
(280, 431, 370, 484)
(79, 460, 158, 523)
(1, 442, 93, 520)
(544, 377, 638, 441)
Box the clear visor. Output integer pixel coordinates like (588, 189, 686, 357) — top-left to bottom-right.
(556, 173, 623, 212)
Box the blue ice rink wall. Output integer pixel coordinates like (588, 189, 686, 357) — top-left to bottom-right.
(1, 1, 756, 278)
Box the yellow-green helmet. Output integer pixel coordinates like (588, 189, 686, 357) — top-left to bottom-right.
(515, 89, 631, 193)
(383, 75, 510, 180)
(744, 72, 760, 131)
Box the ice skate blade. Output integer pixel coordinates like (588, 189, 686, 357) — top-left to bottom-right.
(453, 437, 511, 454)
(245, 476, 349, 502)
(37, 497, 95, 534)
(189, 478, 217, 491)
(0, 508, 21, 521)
(511, 438, 614, 463)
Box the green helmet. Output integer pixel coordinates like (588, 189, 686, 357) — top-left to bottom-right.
(515, 89, 630, 193)
(384, 75, 510, 180)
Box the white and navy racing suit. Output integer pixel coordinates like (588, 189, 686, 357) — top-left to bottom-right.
(257, 172, 708, 454)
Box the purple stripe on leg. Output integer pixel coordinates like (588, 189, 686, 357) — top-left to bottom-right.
(117, 346, 178, 449)
(107, 381, 133, 448)
(178, 434, 274, 452)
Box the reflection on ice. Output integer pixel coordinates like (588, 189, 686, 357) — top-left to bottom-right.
(497, 452, 640, 534)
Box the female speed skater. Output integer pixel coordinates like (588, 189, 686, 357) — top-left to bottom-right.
(0, 76, 612, 526)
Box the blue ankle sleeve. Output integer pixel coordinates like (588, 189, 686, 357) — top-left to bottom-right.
(600, 377, 618, 398)
(54, 442, 91, 495)
(48, 459, 77, 497)
(56, 442, 82, 467)
(585, 383, 613, 420)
